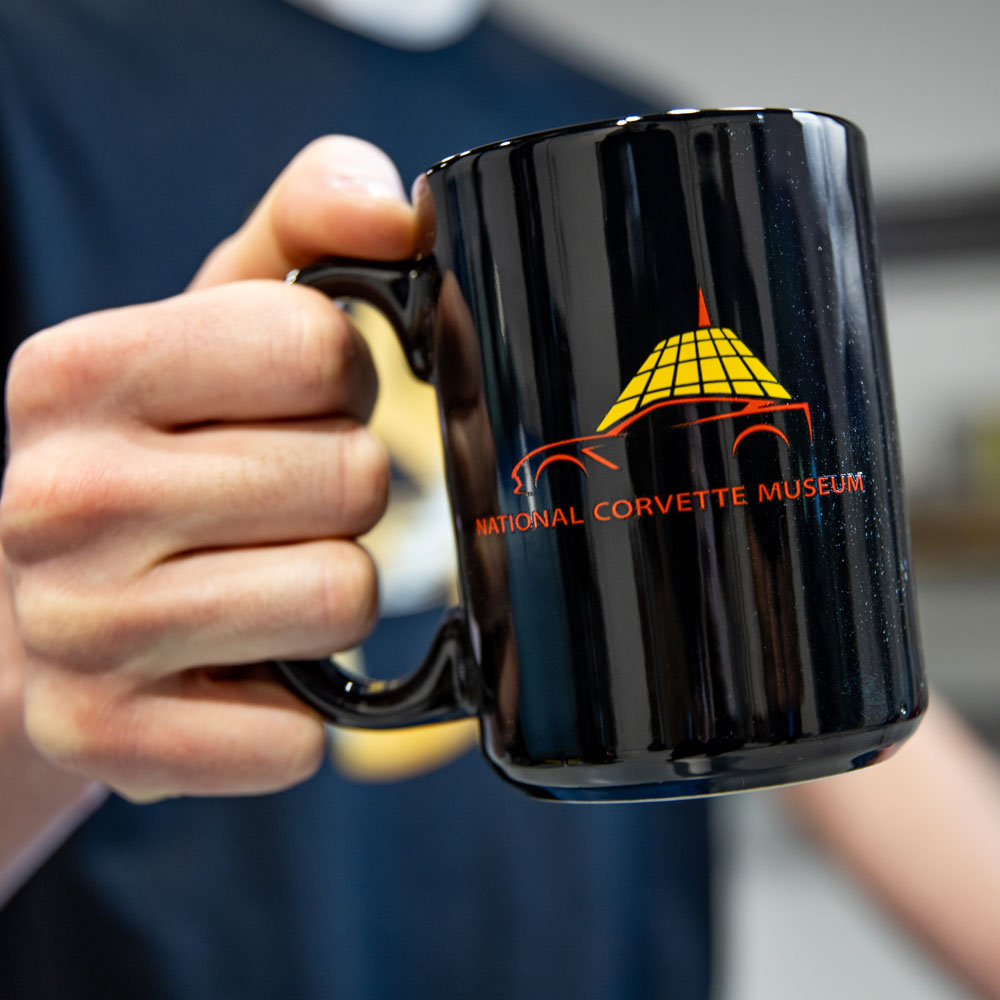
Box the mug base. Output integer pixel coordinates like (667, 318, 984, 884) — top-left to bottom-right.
(491, 718, 922, 802)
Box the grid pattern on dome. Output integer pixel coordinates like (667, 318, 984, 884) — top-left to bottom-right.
(596, 327, 792, 432)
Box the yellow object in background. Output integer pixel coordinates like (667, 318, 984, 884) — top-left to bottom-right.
(327, 303, 476, 783)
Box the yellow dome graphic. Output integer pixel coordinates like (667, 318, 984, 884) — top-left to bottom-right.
(596, 299, 792, 433)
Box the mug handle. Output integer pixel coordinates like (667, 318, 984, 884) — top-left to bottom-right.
(272, 257, 476, 728)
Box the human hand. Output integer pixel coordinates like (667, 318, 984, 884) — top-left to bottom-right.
(0, 136, 416, 801)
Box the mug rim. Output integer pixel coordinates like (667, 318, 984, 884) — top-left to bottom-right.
(424, 107, 861, 177)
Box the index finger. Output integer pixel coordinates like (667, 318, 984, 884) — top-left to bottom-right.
(6, 280, 378, 432)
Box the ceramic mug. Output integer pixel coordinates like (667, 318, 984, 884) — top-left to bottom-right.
(275, 109, 926, 801)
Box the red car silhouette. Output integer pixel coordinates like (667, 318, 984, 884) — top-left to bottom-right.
(511, 395, 812, 496)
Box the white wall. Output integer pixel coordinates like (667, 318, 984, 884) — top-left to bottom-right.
(495, 0, 1000, 199)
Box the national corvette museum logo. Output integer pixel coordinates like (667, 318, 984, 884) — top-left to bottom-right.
(476, 291, 865, 537)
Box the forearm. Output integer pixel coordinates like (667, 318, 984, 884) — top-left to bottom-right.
(0, 559, 104, 906)
(782, 695, 1000, 999)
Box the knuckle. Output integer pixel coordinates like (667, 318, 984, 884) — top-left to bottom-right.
(5, 332, 64, 428)
(0, 458, 35, 559)
(1, 458, 64, 559)
(0, 446, 149, 564)
(23, 690, 77, 769)
(11, 566, 164, 677)
(22, 671, 101, 773)
(24, 672, 152, 794)
(13, 584, 106, 669)
(5, 317, 119, 429)
(10, 582, 57, 659)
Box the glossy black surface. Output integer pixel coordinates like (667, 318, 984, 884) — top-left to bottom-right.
(281, 110, 926, 800)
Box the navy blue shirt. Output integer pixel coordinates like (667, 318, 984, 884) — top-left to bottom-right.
(0, 3, 712, 997)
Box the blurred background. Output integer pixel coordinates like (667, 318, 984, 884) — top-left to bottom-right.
(491, 1, 1000, 997)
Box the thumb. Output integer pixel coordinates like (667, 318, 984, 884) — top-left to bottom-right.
(188, 135, 418, 290)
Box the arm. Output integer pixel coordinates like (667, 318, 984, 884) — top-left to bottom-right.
(783, 695, 1000, 999)
(0, 135, 414, 812)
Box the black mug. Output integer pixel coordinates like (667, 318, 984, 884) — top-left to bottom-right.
(276, 109, 926, 801)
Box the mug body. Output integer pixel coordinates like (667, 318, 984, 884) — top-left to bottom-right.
(423, 109, 925, 800)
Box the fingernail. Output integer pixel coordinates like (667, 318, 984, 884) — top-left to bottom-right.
(319, 137, 408, 202)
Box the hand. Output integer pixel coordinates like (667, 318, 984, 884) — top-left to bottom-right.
(0, 136, 417, 801)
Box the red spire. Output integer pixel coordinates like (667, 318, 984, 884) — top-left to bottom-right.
(697, 288, 711, 328)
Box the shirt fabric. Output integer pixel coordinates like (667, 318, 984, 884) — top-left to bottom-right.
(0, 2, 712, 997)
